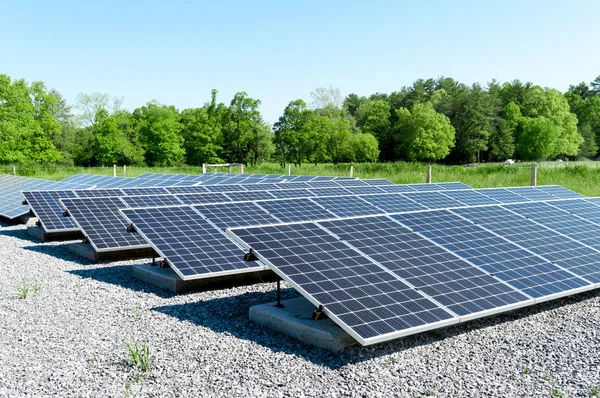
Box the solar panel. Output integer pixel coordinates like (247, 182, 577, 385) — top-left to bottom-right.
(535, 185, 585, 199)
(224, 191, 277, 202)
(165, 186, 209, 194)
(402, 191, 464, 209)
(358, 194, 427, 213)
(204, 185, 248, 193)
(552, 198, 600, 224)
(120, 206, 262, 279)
(228, 222, 456, 345)
(436, 182, 472, 190)
(343, 186, 386, 195)
(120, 195, 183, 208)
(408, 183, 449, 191)
(59, 197, 149, 251)
(393, 210, 591, 298)
(122, 187, 169, 196)
(22, 190, 80, 232)
(320, 216, 529, 317)
(378, 185, 417, 193)
(0, 176, 58, 219)
(476, 188, 530, 203)
(504, 201, 600, 250)
(269, 189, 313, 199)
(255, 198, 337, 222)
(453, 206, 600, 283)
(193, 202, 281, 229)
(242, 183, 284, 191)
(362, 179, 395, 186)
(175, 193, 232, 205)
(507, 187, 557, 201)
(74, 188, 124, 198)
(333, 179, 367, 187)
(54, 174, 116, 189)
(310, 196, 383, 217)
(307, 187, 351, 197)
(440, 190, 501, 206)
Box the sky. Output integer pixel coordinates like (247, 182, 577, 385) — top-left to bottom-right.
(2, 0, 599, 124)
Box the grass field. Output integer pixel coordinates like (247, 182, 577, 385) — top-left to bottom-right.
(2, 161, 600, 196)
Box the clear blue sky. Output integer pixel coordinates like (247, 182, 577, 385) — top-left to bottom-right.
(2, 0, 599, 124)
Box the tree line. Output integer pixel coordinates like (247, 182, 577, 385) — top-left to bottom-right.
(1, 73, 599, 166)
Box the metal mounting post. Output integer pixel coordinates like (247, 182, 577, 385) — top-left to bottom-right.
(275, 277, 284, 308)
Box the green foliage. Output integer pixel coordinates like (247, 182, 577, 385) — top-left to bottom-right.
(517, 116, 558, 160)
(180, 107, 223, 165)
(16, 276, 40, 299)
(551, 389, 563, 397)
(134, 102, 185, 166)
(0, 75, 62, 163)
(273, 99, 315, 166)
(578, 123, 598, 158)
(124, 340, 152, 372)
(222, 92, 263, 164)
(349, 133, 380, 162)
(395, 102, 455, 161)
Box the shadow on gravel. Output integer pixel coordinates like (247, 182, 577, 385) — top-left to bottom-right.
(0, 228, 36, 242)
(68, 266, 175, 299)
(23, 243, 93, 265)
(152, 287, 600, 369)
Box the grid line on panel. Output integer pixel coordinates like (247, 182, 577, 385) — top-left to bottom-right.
(453, 205, 600, 284)
(192, 202, 282, 230)
(393, 210, 591, 298)
(254, 198, 338, 223)
(535, 186, 584, 199)
(318, 216, 529, 317)
(120, 195, 184, 208)
(60, 197, 149, 251)
(229, 222, 455, 342)
(175, 193, 232, 205)
(402, 191, 465, 209)
(310, 196, 384, 218)
(507, 187, 558, 202)
(358, 194, 427, 213)
(121, 206, 258, 279)
(23, 190, 79, 231)
(224, 191, 277, 202)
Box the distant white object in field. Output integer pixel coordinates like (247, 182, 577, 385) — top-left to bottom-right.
(557, 159, 563, 162)
(504, 159, 515, 165)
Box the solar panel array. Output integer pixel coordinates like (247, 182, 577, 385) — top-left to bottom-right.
(228, 196, 600, 345)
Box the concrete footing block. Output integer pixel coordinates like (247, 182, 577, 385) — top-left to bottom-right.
(68, 243, 156, 262)
(250, 297, 358, 352)
(27, 226, 84, 242)
(132, 264, 277, 293)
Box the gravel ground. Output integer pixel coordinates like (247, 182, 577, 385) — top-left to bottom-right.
(0, 221, 599, 398)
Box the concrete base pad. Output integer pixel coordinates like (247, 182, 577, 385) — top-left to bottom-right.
(69, 243, 156, 262)
(27, 226, 84, 242)
(250, 297, 358, 352)
(133, 264, 277, 293)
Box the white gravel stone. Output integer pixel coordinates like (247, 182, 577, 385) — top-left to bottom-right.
(0, 222, 599, 397)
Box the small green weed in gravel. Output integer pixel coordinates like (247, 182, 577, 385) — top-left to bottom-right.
(16, 276, 40, 299)
(551, 389, 563, 397)
(591, 387, 599, 397)
(124, 340, 152, 372)
(523, 365, 531, 374)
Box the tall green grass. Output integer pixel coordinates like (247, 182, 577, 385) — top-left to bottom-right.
(2, 162, 600, 196)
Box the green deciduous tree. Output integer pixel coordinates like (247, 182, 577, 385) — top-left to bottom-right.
(273, 99, 315, 166)
(394, 102, 455, 162)
(349, 133, 380, 162)
(134, 102, 185, 166)
(222, 92, 263, 164)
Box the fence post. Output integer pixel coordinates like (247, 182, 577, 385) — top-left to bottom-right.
(350, 166, 354, 178)
(12, 166, 16, 176)
(202, 163, 207, 174)
(426, 166, 432, 183)
(240, 164, 244, 174)
(531, 165, 537, 186)
(288, 164, 291, 176)
(123, 165, 127, 177)
(113, 164, 116, 177)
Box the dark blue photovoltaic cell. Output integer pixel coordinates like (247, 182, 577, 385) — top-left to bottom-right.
(453, 206, 600, 283)
(441, 190, 501, 206)
(535, 186, 584, 199)
(256, 199, 337, 222)
(193, 202, 280, 229)
(409, 184, 448, 191)
(121, 187, 169, 196)
(242, 183, 284, 191)
(307, 187, 351, 197)
(120, 195, 183, 208)
(343, 186, 386, 195)
(358, 194, 427, 213)
(319, 216, 528, 316)
(166, 186, 209, 194)
(229, 222, 454, 340)
(379, 185, 418, 193)
(507, 187, 558, 201)
(175, 193, 231, 205)
(60, 197, 149, 251)
(225, 191, 277, 202)
(393, 211, 590, 298)
(362, 179, 395, 186)
(476, 188, 531, 203)
(22, 190, 79, 231)
(121, 206, 257, 279)
(74, 189, 124, 198)
(310, 196, 383, 218)
(505, 201, 600, 251)
(552, 199, 600, 224)
(436, 182, 472, 190)
(402, 191, 464, 209)
(269, 189, 314, 199)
